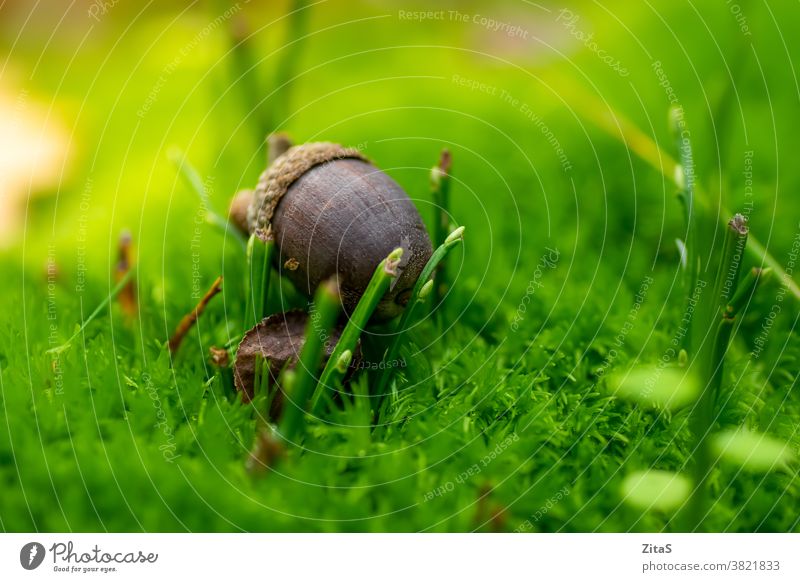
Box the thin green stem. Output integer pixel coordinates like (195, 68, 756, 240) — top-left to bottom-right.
(552, 75, 800, 301)
(714, 215, 749, 311)
(430, 149, 453, 307)
(729, 267, 771, 315)
(698, 215, 748, 404)
(670, 106, 698, 298)
(375, 226, 465, 399)
(671, 107, 723, 357)
(310, 248, 403, 414)
(430, 149, 452, 248)
(47, 268, 137, 355)
(708, 316, 735, 411)
(169, 147, 247, 248)
(335, 350, 353, 373)
(742, 236, 797, 297)
(272, 0, 311, 128)
(278, 278, 341, 441)
(220, 6, 270, 146)
(685, 215, 748, 531)
(244, 233, 275, 329)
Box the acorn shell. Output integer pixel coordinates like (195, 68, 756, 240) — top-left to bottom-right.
(234, 310, 361, 417)
(249, 143, 432, 320)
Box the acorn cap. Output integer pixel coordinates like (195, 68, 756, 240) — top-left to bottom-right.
(248, 142, 367, 239)
(233, 310, 361, 415)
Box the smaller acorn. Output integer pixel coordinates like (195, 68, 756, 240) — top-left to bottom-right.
(239, 142, 433, 320)
(233, 310, 361, 417)
(229, 189, 253, 235)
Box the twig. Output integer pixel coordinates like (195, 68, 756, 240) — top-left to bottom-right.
(168, 276, 223, 354)
(114, 230, 137, 319)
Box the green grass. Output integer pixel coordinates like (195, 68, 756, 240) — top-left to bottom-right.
(1, 0, 799, 532)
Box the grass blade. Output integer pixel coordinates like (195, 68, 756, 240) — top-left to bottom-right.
(310, 248, 403, 414)
(551, 73, 800, 301)
(278, 278, 341, 441)
(271, 0, 311, 127)
(375, 226, 465, 399)
(220, 8, 270, 147)
(728, 267, 771, 316)
(430, 149, 453, 307)
(168, 147, 247, 248)
(46, 267, 137, 355)
(684, 215, 749, 531)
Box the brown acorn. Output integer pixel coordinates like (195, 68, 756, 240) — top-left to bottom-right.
(245, 143, 432, 320)
(233, 310, 361, 417)
(229, 189, 253, 235)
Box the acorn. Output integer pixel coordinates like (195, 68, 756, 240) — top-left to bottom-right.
(229, 189, 253, 235)
(244, 142, 433, 320)
(233, 310, 361, 416)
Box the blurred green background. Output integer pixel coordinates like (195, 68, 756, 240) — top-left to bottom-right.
(5, 0, 799, 300)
